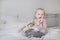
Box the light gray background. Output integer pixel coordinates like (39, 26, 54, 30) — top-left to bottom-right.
(0, 0, 60, 26)
(0, 0, 60, 22)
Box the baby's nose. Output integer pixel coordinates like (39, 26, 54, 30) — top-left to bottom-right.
(39, 17, 41, 19)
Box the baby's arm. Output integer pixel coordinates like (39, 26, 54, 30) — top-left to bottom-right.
(43, 19, 48, 34)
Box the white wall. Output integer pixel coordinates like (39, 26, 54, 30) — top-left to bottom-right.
(44, 0, 60, 13)
(0, 0, 60, 22)
(0, 0, 2, 16)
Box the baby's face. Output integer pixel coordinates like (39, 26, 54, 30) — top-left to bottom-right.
(35, 10, 44, 19)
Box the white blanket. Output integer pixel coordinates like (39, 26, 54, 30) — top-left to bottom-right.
(0, 23, 60, 40)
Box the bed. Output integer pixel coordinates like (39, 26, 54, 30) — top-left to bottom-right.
(0, 22, 60, 40)
(0, 14, 60, 40)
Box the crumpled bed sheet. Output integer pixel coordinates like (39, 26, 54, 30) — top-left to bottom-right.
(0, 23, 60, 40)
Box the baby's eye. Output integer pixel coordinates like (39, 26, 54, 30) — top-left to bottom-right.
(41, 14, 44, 15)
(38, 13, 40, 15)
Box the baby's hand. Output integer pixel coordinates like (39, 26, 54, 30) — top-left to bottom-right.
(39, 18, 44, 23)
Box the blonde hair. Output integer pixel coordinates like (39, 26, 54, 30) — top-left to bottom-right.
(35, 8, 45, 16)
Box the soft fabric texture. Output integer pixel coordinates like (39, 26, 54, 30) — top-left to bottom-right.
(24, 29, 45, 38)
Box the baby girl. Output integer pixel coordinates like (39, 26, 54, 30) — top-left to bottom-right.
(19, 8, 47, 38)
